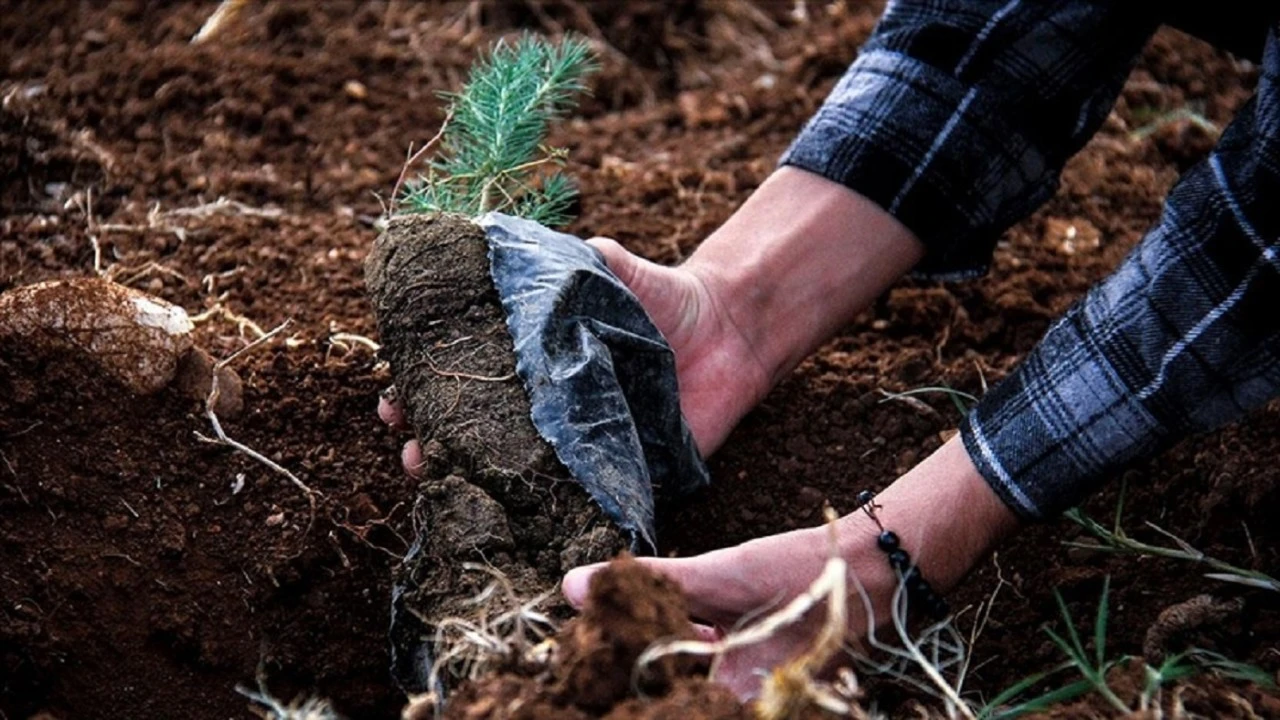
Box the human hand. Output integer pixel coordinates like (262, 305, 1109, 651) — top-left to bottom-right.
(379, 167, 926, 471)
(563, 523, 868, 700)
(373, 232, 769, 471)
(583, 236, 772, 456)
(561, 435, 1020, 700)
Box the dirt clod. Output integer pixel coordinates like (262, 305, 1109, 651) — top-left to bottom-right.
(441, 558, 744, 720)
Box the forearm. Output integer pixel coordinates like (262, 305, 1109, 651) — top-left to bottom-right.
(721, 435, 1017, 629)
(684, 166, 924, 389)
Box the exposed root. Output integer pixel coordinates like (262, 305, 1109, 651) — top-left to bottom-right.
(191, 303, 270, 340)
(237, 678, 341, 720)
(328, 331, 381, 353)
(333, 500, 409, 561)
(390, 109, 454, 214)
(850, 571, 974, 720)
(165, 195, 284, 220)
(409, 563, 559, 714)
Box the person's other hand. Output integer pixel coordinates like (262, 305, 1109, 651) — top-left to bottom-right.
(561, 435, 1020, 700)
(584, 237, 772, 456)
(375, 236, 773, 473)
(563, 524, 864, 700)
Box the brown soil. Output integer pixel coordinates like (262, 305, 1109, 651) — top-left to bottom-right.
(363, 212, 622, 690)
(2, 1, 1278, 719)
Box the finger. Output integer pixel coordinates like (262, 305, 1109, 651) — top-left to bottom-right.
(563, 554, 734, 625)
(586, 236, 637, 287)
(561, 562, 605, 608)
(401, 439, 424, 477)
(378, 395, 406, 428)
(692, 622, 721, 643)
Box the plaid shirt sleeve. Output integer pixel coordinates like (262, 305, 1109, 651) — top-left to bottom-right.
(781, 1, 1159, 279)
(964, 30, 1280, 520)
(781, 2, 1280, 520)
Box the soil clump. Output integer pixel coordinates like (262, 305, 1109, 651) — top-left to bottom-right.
(364, 212, 623, 688)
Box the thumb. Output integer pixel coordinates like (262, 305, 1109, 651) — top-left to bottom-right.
(561, 562, 605, 608)
(563, 554, 732, 624)
(586, 236, 641, 288)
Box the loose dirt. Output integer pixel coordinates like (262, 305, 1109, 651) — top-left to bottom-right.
(2, 1, 1277, 718)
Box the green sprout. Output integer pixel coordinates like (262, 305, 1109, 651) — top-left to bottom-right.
(1063, 478, 1279, 593)
(396, 33, 598, 227)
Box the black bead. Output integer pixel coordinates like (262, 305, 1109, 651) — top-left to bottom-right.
(906, 574, 931, 598)
(887, 548, 911, 571)
(877, 530, 900, 552)
(855, 490, 876, 508)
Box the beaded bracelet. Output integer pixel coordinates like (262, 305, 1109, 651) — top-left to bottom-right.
(854, 490, 949, 620)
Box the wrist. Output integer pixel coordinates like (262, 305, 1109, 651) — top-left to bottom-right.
(683, 167, 924, 390)
(837, 435, 1019, 615)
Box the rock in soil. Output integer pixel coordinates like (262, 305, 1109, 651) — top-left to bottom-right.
(0, 277, 241, 416)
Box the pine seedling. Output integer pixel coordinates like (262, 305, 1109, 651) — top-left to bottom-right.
(397, 33, 597, 227)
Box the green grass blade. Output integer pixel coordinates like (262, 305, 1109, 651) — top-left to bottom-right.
(989, 679, 1094, 719)
(1094, 577, 1111, 668)
(1051, 591, 1089, 666)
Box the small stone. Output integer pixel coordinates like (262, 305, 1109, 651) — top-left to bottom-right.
(877, 530, 900, 552)
(797, 486, 824, 507)
(265, 511, 286, 527)
(343, 80, 368, 100)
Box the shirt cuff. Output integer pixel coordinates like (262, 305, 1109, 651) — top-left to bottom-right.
(779, 49, 1058, 280)
(957, 305, 1167, 521)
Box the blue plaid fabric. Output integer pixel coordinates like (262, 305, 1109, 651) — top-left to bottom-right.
(781, 1, 1280, 520)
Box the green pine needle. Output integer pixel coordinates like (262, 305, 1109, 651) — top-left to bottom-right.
(397, 33, 597, 226)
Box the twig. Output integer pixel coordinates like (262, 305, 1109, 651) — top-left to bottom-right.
(390, 109, 454, 212)
(194, 322, 320, 524)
